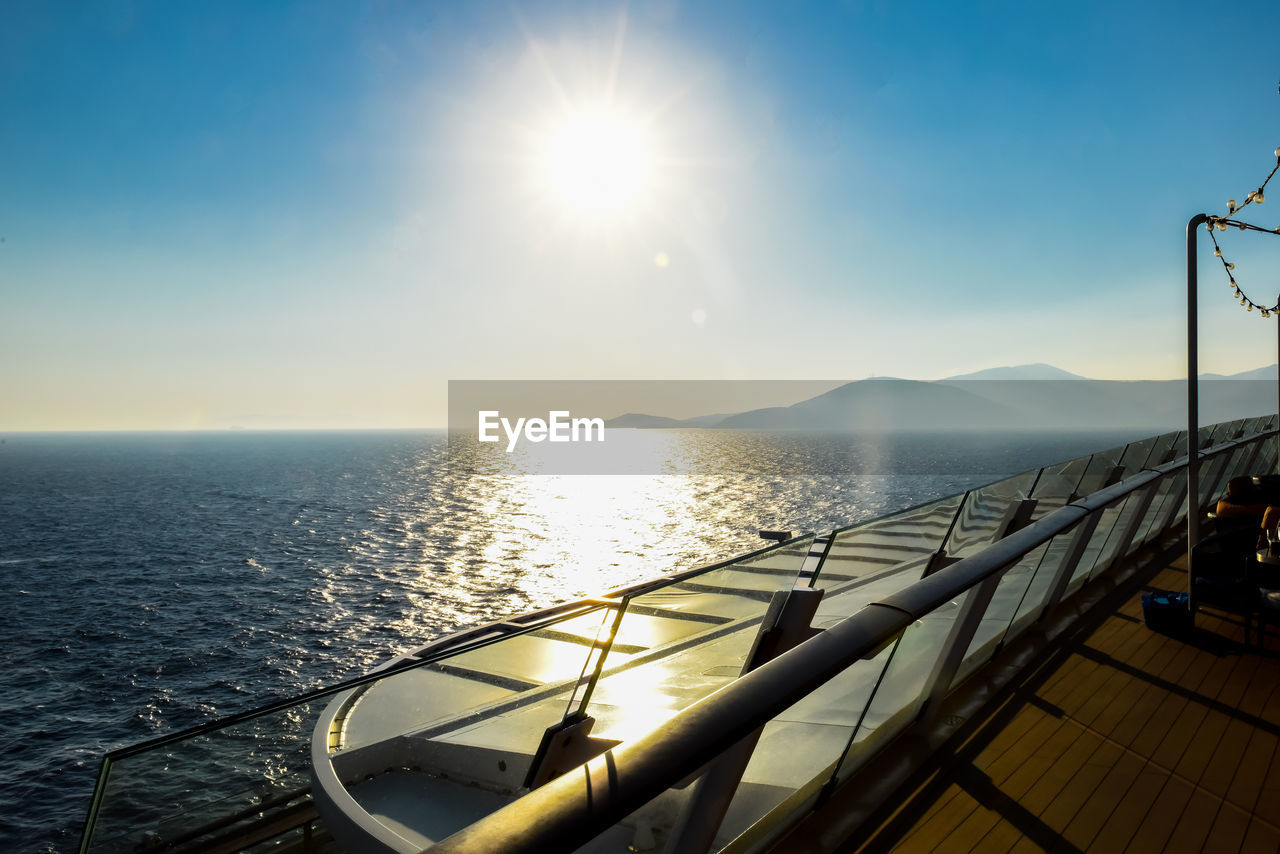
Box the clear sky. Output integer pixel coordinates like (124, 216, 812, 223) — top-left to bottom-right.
(4, 0, 1280, 429)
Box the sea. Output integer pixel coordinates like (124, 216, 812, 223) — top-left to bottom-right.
(0, 427, 1146, 852)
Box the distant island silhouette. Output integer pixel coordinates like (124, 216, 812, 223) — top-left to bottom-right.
(603, 363, 1279, 432)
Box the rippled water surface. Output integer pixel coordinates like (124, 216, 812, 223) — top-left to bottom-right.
(0, 428, 1140, 851)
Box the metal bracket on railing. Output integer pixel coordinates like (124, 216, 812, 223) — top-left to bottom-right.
(923, 550, 960, 577)
(524, 713, 621, 790)
(661, 587, 824, 854)
(998, 498, 1039, 539)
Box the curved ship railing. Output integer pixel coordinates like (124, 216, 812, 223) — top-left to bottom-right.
(78, 415, 1279, 853)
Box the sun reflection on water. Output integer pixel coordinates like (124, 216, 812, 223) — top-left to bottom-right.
(356, 428, 1079, 655)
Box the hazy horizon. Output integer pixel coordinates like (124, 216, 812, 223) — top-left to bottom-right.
(5, 365, 1276, 432)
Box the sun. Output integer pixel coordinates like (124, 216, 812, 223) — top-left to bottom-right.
(539, 107, 653, 218)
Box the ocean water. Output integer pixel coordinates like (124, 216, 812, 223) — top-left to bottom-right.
(0, 428, 1141, 852)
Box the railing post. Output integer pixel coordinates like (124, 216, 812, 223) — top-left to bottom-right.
(915, 497, 1035, 723)
(1037, 506, 1105, 620)
(917, 572, 1003, 724)
(523, 601, 630, 789)
(1188, 212, 1208, 611)
(923, 492, 969, 577)
(661, 587, 823, 854)
(1092, 480, 1159, 579)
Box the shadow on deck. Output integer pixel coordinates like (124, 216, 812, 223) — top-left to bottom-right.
(855, 555, 1280, 854)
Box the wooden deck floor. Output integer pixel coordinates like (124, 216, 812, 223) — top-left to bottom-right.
(856, 558, 1280, 854)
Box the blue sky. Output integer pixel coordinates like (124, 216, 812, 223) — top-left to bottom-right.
(4, 0, 1280, 429)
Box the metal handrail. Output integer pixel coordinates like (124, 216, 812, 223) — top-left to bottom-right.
(427, 430, 1270, 854)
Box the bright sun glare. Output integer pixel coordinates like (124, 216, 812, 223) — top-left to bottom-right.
(540, 108, 652, 218)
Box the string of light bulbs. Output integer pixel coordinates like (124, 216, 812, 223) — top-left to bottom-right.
(1206, 145, 1280, 317)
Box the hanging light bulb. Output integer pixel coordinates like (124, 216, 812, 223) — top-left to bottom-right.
(1228, 200, 1238, 212)
(1227, 262, 1236, 270)
(1274, 145, 1280, 158)
(1217, 220, 1228, 231)
(1239, 223, 1247, 230)
(1256, 190, 1266, 204)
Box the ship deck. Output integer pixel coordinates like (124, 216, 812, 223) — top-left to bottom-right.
(854, 555, 1280, 854)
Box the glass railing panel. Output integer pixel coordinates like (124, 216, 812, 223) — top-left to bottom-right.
(1166, 431, 1190, 465)
(581, 537, 813, 744)
(948, 546, 1045, 689)
(809, 563, 922, 637)
(1235, 436, 1265, 475)
(1030, 457, 1090, 518)
(84, 699, 323, 854)
(944, 473, 1037, 558)
(944, 460, 1091, 688)
(705, 640, 897, 852)
(1220, 443, 1255, 488)
(1065, 501, 1125, 597)
(1167, 469, 1190, 528)
(1211, 420, 1238, 443)
(1085, 489, 1151, 582)
(830, 593, 964, 785)
(1257, 435, 1279, 475)
(1141, 431, 1180, 468)
(1141, 473, 1177, 547)
(1003, 520, 1087, 641)
(816, 495, 965, 592)
(1135, 470, 1181, 545)
(335, 606, 616, 755)
(1197, 454, 1230, 511)
(1118, 437, 1158, 478)
(1074, 443, 1127, 497)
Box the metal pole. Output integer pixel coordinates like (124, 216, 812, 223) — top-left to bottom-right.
(1188, 213, 1208, 612)
(1276, 291, 1279, 473)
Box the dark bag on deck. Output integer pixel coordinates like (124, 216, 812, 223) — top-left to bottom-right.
(1141, 591, 1191, 635)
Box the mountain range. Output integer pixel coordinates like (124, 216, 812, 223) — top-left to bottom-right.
(603, 364, 1279, 432)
